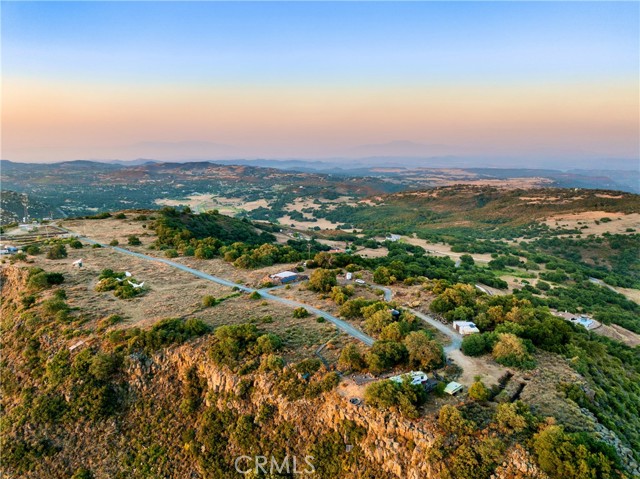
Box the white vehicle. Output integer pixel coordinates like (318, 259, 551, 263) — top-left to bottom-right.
(389, 371, 428, 386)
(355, 279, 366, 285)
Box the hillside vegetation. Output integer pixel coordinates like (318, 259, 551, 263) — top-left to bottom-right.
(0, 264, 632, 479)
(316, 185, 640, 239)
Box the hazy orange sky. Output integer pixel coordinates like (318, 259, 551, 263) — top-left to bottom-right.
(2, 2, 638, 165)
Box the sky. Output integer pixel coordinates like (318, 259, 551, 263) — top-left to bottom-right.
(2, 1, 639, 166)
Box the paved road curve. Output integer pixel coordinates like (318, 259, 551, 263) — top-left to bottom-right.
(71, 232, 375, 346)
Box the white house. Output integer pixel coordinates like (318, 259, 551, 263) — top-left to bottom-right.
(385, 234, 401, 242)
(453, 321, 480, 335)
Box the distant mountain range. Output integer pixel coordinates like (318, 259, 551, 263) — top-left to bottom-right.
(1, 158, 637, 194)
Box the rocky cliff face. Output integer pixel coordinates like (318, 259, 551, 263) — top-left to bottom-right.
(126, 343, 547, 479)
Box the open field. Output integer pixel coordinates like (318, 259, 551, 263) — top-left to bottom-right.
(544, 211, 639, 235)
(277, 214, 342, 231)
(596, 323, 640, 348)
(403, 235, 494, 263)
(62, 216, 155, 246)
(19, 246, 232, 329)
(155, 194, 269, 216)
(16, 241, 340, 362)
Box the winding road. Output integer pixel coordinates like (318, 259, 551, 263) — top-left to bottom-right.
(410, 310, 463, 353)
(70, 232, 375, 346)
(366, 283, 461, 353)
(62, 228, 464, 352)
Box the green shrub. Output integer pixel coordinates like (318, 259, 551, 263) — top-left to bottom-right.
(46, 272, 64, 285)
(261, 354, 285, 372)
(533, 425, 619, 479)
(403, 331, 444, 371)
(292, 307, 310, 318)
(27, 272, 49, 289)
(109, 239, 119, 246)
(537, 281, 551, 291)
(24, 245, 41, 255)
(12, 252, 28, 261)
(95, 269, 144, 299)
(41, 298, 69, 319)
(31, 393, 68, 423)
(461, 334, 488, 356)
(127, 235, 142, 246)
(209, 323, 259, 367)
(492, 333, 536, 369)
(97, 314, 123, 331)
(437, 405, 476, 435)
(365, 340, 408, 375)
(468, 380, 490, 401)
(20, 294, 37, 309)
(164, 249, 178, 258)
(338, 344, 365, 371)
(202, 295, 218, 307)
(295, 358, 322, 375)
(128, 318, 210, 353)
(365, 379, 426, 418)
(254, 333, 283, 354)
(46, 244, 67, 260)
(71, 467, 94, 479)
(308, 268, 337, 292)
(69, 239, 83, 249)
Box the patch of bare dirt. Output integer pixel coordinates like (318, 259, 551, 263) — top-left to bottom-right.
(447, 349, 507, 388)
(595, 323, 640, 347)
(544, 211, 639, 236)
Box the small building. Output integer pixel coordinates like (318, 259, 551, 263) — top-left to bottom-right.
(0, 245, 19, 255)
(444, 381, 464, 395)
(453, 321, 480, 335)
(389, 371, 429, 386)
(267, 271, 304, 285)
(385, 234, 401, 242)
(345, 272, 353, 280)
(551, 310, 597, 330)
